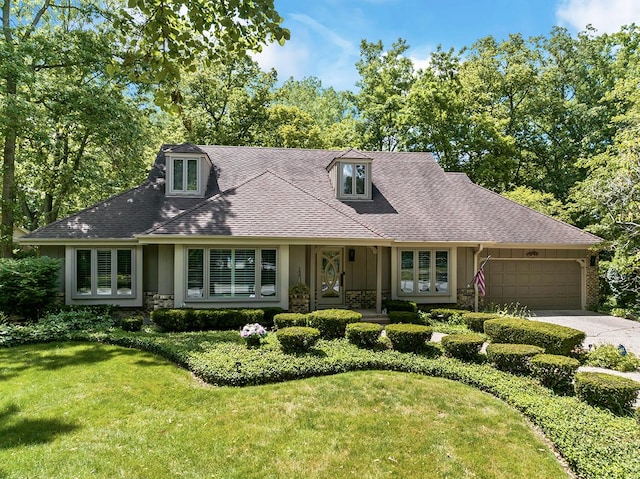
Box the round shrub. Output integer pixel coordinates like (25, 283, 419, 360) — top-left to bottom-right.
(346, 322, 383, 348)
(388, 311, 421, 324)
(440, 333, 485, 361)
(121, 316, 144, 332)
(462, 312, 499, 332)
(429, 308, 466, 323)
(486, 343, 544, 375)
(530, 353, 580, 393)
(273, 312, 308, 329)
(383, 299, 417, 313)
(385, 323, 432, 353)
(483, 317, 586, 355)
(276, 326, 321, 354)
(574, 372, 640, 415)
(307, 309, 362, 339)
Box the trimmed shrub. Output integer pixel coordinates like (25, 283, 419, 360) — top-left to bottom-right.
(486, 343, 544, 375)
(440, 333, 485, 361)
(273, 313, 308, 329)
(346, 322, 383, 348)
(0, 256, 61, 320)
(574, 372, 640, 415)
(121, 316, 144, 332)
(384, 299, 417, 313)
(276, 326, 320, 354)
(388, 311, 421, 324)
(429, 308, 466, 322)
(260, 307, 284, 328)
(150, 308, 264, 332)
(483, 317, 586, 355)
(585, 344, 640, 372)
(530, 354, 580, 393)
(385, 323, 432, 352)
(307, 309, 362, 339)
(462, 312, 500, 332)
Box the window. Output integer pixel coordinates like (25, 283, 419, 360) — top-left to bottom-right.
(75, 248, 134, 297)
(169, 156, 200, 195)
(340, 162, 369, 199)
(186, 247, 278, 300)
(399, 249, 449, 295)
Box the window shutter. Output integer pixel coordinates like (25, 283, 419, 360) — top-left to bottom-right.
(210, 249, 231, 296)
(234, 249, 255, 297)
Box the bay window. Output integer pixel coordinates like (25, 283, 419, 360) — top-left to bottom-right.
(399, 249, 449, 295)
(75, 248, 134, 297)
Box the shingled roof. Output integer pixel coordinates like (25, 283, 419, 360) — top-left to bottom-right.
(22, 144, 602, 246)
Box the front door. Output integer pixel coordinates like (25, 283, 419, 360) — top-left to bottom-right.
(317, 248, 344, 306)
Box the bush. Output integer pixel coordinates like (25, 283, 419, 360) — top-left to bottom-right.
(530, 354, 580, 393)
(346, 322, 383, 348)
(440, 333, 485, 361)
(151, 308, 264, 332)
(260, 307, 284, 328)
(385, 323, 432, 352)
(486, 343, 544, 375)
(384, 299, 417, 313)
(388, 311, 421, 324)
(483, 317, 586, 355)
(0, 256, 61, 320)
(585, 344, 640, 372)
(273, 313, 308, 329)
(307, 309, 362, 339)
(121, 316, 143, 332)
(429, 308, 466, 322)
(462, 312, 500, 332)
(574, 372, 640, 415)
(276, 326, 320, 354)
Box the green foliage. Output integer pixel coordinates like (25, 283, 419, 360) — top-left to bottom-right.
(0, 256, 61, 320)
(485, 302, 533, 319)
(486, 343, 544, 375)
(288, 282, 310, 297)
(429, 308, 466, 322)
(121, 316, 144, 332)
(260, 307, 284, 327)
(384, 299, 417, 313)
(530, 354, 580, 393)
(388, 311, 422, 324)
(484, 317, 586, 355)
(276, 326, 320, 354)
(585, 344, 640, 372)
(440, 333, 486, 361)
(574, 372, 640, 415)
(307, 309, 362, 339)
(461, 312, 500, 332)
(273, 313, 308, 329)
(151, 308, 264, 332)
(385, 323, 432, 353)
(345, 322, 383, 348)
(501, 187, 570, 222)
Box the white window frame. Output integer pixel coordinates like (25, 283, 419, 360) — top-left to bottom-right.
(185, 247, 279, 301)
(72, 248, 136, 299)
(398, 249, 450, 296)
(166, 155, 204, 196)
(338, 161, 372, 200)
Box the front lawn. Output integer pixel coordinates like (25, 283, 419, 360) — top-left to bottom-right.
(0, 342, 569, 479)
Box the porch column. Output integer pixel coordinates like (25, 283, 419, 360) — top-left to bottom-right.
(376, 246, 382, 313)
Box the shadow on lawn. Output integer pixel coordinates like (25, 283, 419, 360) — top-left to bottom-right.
(0, 403, 80, 449)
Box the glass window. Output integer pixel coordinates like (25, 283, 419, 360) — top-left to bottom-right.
(187, 159, 198, 191)
(399, 249, 449, 295)
(210, 249, 232, 297)
(234, 249, 256, 297)
(355, 164, 366, 194)
(97, 250, 112, 295)
(400, 251, 414, 293)
(418, 251, 431, 292)
(117, 250, 132, 295)
(75, 248, 134, 297)
(342, 163, 353, 195)
(76, 250, 92, 295)
(435, 251, 449, 293)
(173, 158, 184, 191)
(187, 249, 204, 298)
(261, 249, 277, 297)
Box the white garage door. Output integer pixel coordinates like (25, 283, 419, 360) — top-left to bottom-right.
(484, 260, 582, 309)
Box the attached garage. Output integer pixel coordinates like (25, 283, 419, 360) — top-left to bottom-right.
(484, 260, 582, 309)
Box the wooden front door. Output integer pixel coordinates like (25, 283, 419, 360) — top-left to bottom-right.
(317, 248, 344, 306)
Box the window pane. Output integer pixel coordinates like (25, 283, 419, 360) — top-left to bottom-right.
(117, 250, 132, 295)
(97, 250, 112, 295)
(187, 249, 204, 298)
(187, 159, 198, 191)
(400, 251, 414, 293)
(234, 249, 255, 297)
(418, 251, 431, 293)
(355, 164, 366, 194)
(173, 159, 184, 191)
(76, 250, 92, 295)
(261, 249, 277, 297)
(342, 163, 353, 195)
(210, 249, 231, 297)
(435, 251, 449, 293)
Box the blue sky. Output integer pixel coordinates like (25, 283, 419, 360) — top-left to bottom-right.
(255, 0, 640, 91)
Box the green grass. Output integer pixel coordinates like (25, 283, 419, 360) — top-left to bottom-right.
(0, 342, 570, 479)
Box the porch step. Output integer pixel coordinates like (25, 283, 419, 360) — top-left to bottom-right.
(355, 309, 390, 325)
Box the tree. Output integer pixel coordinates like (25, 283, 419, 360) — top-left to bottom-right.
(501, 186, 569, 222)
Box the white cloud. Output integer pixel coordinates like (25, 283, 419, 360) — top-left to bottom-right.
(556, 0, 640, 33)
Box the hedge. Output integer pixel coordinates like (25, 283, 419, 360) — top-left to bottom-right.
(120, 316, 144, 332)
(346, 322, 383, 348)
(307, 309, 362, 339)
(574, 372, 640, 415)
(276, 326, 321, 354)
(429, 308, 466, 322)
(384, 299, 417, 313)
(388, 311, 421, 324)
(483, 317, 586, 355)
(385, 323, 432, 352)
(440, 333, 485, 361)
(273, 312, 308, 329)
(530, 354, 580, 393)
(462, 312, 500, 332)
(486, 343, 544, 375)
(151, 308, 264, 332)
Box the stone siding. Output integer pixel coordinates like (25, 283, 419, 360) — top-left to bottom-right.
(289, 295, 310, 313)
(585, 254, 600, 309)
(153, 293, 175, 310)
(345, 290, 390, 310)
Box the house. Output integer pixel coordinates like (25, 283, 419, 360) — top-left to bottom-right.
(18, 144, 602, 313)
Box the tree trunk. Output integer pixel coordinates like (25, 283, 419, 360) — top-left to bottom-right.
(1, 74, 17, 258)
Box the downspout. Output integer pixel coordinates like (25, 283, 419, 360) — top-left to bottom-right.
(472, 244, 484, 312)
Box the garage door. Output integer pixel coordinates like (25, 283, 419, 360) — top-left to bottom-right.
(484, 260, 581, 309)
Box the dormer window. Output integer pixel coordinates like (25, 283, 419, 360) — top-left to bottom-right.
(341, 163, 368, 197)
(166, 154, 207, 197)
(326, 149, 373, 201)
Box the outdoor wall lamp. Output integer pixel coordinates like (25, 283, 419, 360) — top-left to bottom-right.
(348, 249, 356, 262)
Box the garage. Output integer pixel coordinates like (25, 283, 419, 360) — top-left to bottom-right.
(484, 260, 582, 309)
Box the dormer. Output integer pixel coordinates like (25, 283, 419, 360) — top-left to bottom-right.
(164, 144, 210, 197)
(326, 149, 373, 201)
